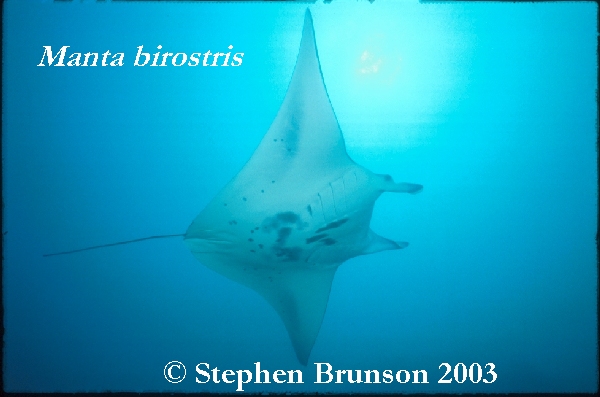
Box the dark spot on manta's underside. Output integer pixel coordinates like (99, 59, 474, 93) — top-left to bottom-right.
(273, 246, 303, 262)
(316, 218, 349, 233)
(276, 227, 293, 244)
(322, 238, 336, 246)
(261, 211, 307, 262)
(261, 211, 304, 233)
(306, 233, 327, 244)
(277, 212, 299, 223)
(306, 205, 312, 215)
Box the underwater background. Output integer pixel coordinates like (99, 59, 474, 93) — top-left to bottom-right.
(2, 0, 597, 393)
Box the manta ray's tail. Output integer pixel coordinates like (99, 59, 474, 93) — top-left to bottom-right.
(43, 234, 185, 257)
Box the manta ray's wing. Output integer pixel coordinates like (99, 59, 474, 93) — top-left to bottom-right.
(234, 9, 355, 190)
(257, 266, 338, 366)
(192, 252, 338, 365)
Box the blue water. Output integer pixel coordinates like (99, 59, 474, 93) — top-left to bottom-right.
(3, 0, 597, 393)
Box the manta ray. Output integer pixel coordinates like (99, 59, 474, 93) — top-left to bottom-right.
(46, 9, 422, 365)
(184, 10, 422, 364)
